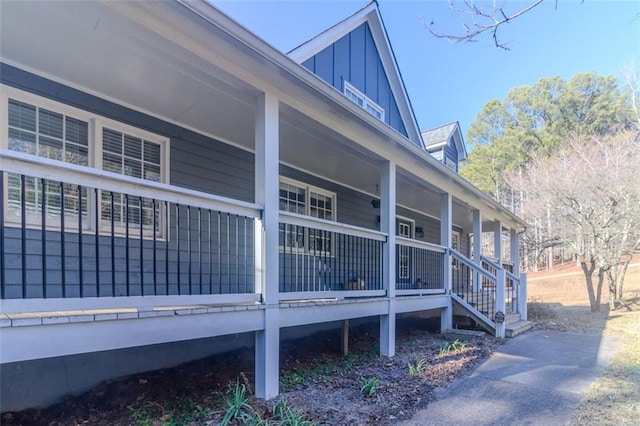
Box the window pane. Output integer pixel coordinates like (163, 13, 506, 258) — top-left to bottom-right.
(38, 136, 63, 160)
(124, 157, 142, 178)
(144, 141, 161, 165)
(124, 134, 142, 159)
(103, 129, 122, 154)
(8, 100, 36, 131)
(38, 108, 64, 139)
(65, 117, 88, 146)
(8, 128, 36, 153)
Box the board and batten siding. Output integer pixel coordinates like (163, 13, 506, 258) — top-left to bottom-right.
(443, 137, 460, 171)
(301, 23, 408, 139)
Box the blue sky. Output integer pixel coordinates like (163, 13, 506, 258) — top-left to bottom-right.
(212, 0, 640, 137)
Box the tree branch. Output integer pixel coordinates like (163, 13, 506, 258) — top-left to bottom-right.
(425, 0, 546, 50)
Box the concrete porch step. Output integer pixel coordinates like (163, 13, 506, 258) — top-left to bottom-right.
(505, 313, 521, 326)
(506, 320, 533, 338)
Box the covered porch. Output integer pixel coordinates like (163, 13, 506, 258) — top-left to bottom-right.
(0, 0, 526, 410)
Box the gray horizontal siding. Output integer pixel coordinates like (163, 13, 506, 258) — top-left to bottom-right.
(0, 63, 256, 202)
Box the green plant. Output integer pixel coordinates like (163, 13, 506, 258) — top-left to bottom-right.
(221, 379, 254, 426)
(128, 401, 164, 426)
(273, 399, 314, 425)
(360, 377, 380, 397)
(342, 353, 358, 369)
(281, 371, 309, 390)
(164, 397, 211, 426)
(439, 339, 469, 356)
(408, 358, 427, 376)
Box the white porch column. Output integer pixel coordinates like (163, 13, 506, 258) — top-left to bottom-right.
(494, 220, 506, 337)
(511, 228, 526, 319)
(440, 193, 453, 332)
(254, 92, 280, 399)
(472, 209, 482, 292)
(380, 160, 396, 357)
(494, 221, 503, 264)
(510, 228, 520, 273)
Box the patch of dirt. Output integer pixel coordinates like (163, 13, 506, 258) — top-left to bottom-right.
(2, 319, 497, 425)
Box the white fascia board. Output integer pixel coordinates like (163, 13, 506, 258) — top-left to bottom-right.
(288, 2, 377, 62)
(425, 140, 447, 151)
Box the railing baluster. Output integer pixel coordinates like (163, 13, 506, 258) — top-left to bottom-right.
(60, 182, 66, 297)
(235, 214, 239, 294)
(208, 209, 212, 294)
(187, 205, 192, 294)
(125, 194, 129, 296)
(243, 216, 247, 293)
(152, 198, 157, 296)
(20, 175, 26, 298)
(217, 211, 221, 294)
(0, 171, 4, 299)
(139, 196, 144, 296)
(176, 204, 181, 295)
(95, 188, 99, 297)
(41, 178, 47, 298)
(226, 212, 230, 294)
(110, 191, 115, 297)
(198, 207, 202, 294)
(78, 185, 84, 298)
(164, 201, 169, 295)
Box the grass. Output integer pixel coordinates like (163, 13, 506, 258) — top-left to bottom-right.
(570, 301, 640, 425)
(526, 274, 640, 426)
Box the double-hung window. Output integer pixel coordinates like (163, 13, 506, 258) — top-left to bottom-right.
(2, 86, 169, 236)
(279, 178, 336, 255)
(343, 82, 385, 121)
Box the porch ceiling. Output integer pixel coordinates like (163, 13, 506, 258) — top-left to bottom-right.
(0, 0, 259, 150)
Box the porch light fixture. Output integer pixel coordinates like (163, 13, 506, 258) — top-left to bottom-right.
(371, 199, 380, 209)
(415, 226, 425, 238)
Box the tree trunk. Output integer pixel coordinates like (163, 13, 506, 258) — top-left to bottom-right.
(580, 260, 600, 312)
(617, 260, 631, 301)
(596, 267, 604, 310)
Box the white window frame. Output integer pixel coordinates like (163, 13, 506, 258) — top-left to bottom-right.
(279, 177, 337, 255)
(343, 81, 385, 122)
(396, 216, 415, 280)
(1, 85, 170, 238)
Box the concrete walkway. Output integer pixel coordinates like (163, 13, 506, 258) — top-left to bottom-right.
(400, 330, 624, 426)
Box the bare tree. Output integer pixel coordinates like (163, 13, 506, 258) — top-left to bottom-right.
(508, 131, 640, 311)
(622, 61, 640, 131)
(426, 0, 548, 49)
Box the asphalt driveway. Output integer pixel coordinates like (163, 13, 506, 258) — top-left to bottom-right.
(400, 329, 624, 426)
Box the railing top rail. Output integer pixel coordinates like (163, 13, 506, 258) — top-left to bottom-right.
(0, 150, 261, 218)
(480, 255, 502, 271)
(505, 270, 520, 282)
(279, 211, 387, 242)
(481, 255, 515, 267)
(395, 236, 446, 253)
(451, 249, 497, 282)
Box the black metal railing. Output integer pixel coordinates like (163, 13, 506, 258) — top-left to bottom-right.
(481, 257, 519, 314)
(395, 238, 445, 291)
(279, 214, 384, 293)
(0, 169, 257, 299)
(452, 251, 497, 320)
